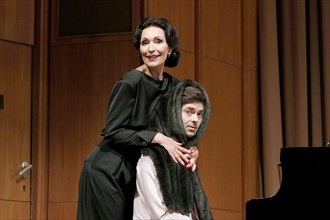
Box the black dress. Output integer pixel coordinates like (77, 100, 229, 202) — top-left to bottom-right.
(76, 70, 179, 220)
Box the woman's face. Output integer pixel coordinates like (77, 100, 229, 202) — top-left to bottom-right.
(140, 26, 172, 70)
(181, 102, 204, 138)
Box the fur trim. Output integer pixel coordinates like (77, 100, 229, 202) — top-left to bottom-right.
(149, 79, 211, 148)
(144, 79, 213, 220)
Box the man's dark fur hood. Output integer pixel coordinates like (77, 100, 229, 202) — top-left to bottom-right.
(148, 79, 211, 148)
(143, 79, 213, 220)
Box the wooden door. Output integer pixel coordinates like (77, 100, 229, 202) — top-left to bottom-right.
(0, 40, 32, 219)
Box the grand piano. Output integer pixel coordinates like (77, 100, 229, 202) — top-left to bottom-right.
(246, 146, 330, 220)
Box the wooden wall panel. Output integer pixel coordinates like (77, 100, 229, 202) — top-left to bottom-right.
(165, 51, 195, 80)
(200, 1, 241, 67)
(0, 0, 34, 45)
(199, 59, 242, 218)
(0, 201, 30, 220)
(199, 1, 244, 219)
(48, 40, 139, 216)
(243, 0, 260, 212)
(243, 68, 259, 201)
(246, 0, 258, 71)
(48, 202, 77, 220)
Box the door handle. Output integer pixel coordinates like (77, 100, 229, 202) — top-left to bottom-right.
(19, 161, 32, 179)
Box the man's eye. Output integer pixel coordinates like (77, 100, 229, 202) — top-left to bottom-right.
(185, 110, 191, 114)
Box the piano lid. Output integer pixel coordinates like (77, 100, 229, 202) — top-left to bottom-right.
(246, 147, 330, 220)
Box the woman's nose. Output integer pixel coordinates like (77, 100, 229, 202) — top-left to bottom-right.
(148, 43, 155, 51)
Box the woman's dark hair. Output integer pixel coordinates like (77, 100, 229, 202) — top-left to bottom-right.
(133, 17, 180, 68)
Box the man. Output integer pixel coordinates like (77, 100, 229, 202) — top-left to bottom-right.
(133, 79, 214, 220)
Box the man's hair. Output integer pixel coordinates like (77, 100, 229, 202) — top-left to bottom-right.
(181, 86, 206, 106)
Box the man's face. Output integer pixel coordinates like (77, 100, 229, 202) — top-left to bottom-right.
(181, 101, 204, 137)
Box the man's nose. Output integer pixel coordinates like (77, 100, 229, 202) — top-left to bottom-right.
(191, 113, 198, 121)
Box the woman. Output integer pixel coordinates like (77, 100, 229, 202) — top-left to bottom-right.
(77, 17, 199, 220)
(133, 79, 213, 220)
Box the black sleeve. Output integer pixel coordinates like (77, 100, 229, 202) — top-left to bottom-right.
(101, 80, 157, 148)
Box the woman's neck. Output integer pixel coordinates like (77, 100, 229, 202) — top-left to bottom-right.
(136, 64, 164, 81)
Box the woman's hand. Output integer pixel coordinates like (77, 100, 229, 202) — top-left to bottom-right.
(152, 133, 192, 166)
(185, 146, 199, 172)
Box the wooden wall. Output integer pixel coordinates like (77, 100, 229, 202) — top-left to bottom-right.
(1, 0, 259, 220)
